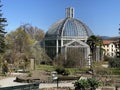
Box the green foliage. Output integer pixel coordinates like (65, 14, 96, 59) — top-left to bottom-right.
(0, 2, 7, 53)
(36, 64, 88, 75)
(36, 65, 54, 72)
(111, 68, 120, 75)
(5, 24, 48, 70)
(5, 27, 36, 70)
(55, 66, 65, 74)
(87, 35, 102, 48)
(27, 72, 32, 77)
(67, 68, 89, 75)
(74, 79, 89, 90)
(87, 78, 101, 90)
(2, 61, 8, 75)
(94, 67, 111, 76)
(55, 66, 70, 75)
(87, 35, 103, 61)
(108, 58, 120, 68)
(63, 69, 70, 76)
(74, 78, 101, 90)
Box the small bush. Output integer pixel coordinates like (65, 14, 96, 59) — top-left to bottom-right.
(62, 69, 70, 76)
(74, 79, 89, 90)
(87, 78, 101, 90)
(55, 67, 70, 75)
(108, 58, 120, 68)
(74, 78, 101, 90)
(27, 72, 32, 77)
(55, 67, 64, 74)
(2, 61, 9, 75)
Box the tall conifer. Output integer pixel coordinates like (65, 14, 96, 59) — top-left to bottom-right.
(0, 1, 7, 53)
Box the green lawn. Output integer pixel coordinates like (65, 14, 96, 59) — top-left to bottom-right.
(36, 64, 88, 75)
(36, 64, 55, 72)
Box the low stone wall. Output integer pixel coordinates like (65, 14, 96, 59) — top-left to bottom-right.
(40, 86, 117, 90)
(96, 86, 115, 90)
(40, 87, 74, 90)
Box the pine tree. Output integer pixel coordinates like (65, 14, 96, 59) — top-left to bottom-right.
(0, 1, 7, 53)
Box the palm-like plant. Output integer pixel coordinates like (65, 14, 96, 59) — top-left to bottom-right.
(87, 35, 103, 61)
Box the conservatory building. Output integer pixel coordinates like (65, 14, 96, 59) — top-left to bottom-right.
(44, 7, 94, 67)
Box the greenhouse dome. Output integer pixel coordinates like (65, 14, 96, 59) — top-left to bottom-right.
(45, 8, 93, 40)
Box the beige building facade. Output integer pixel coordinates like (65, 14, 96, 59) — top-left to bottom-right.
(102, 39, 119, 57)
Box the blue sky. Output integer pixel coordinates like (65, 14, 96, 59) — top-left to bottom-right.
(2, 0, 120, 37)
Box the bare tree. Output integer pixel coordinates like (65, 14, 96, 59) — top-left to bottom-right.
(5, 25, 50, 70)
(5, 27, 35, 69)
(54, 48, 86, 68)
(21, 24, 45, 41)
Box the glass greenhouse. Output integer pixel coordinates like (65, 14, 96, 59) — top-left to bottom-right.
(44, 7, 94, 67)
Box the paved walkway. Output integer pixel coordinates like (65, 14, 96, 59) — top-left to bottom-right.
(0, 77, 28, 87)
(0, 76, 118, 90)
(0, 77, 74, 89)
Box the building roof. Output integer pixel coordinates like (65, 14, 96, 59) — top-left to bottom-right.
(45, 7, 93, 38)
(103, 40, 118, 45)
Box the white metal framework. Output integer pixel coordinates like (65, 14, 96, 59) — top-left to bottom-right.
(44, 7, 94, 67)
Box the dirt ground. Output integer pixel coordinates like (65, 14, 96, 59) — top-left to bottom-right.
(12, 70, 52, 83)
